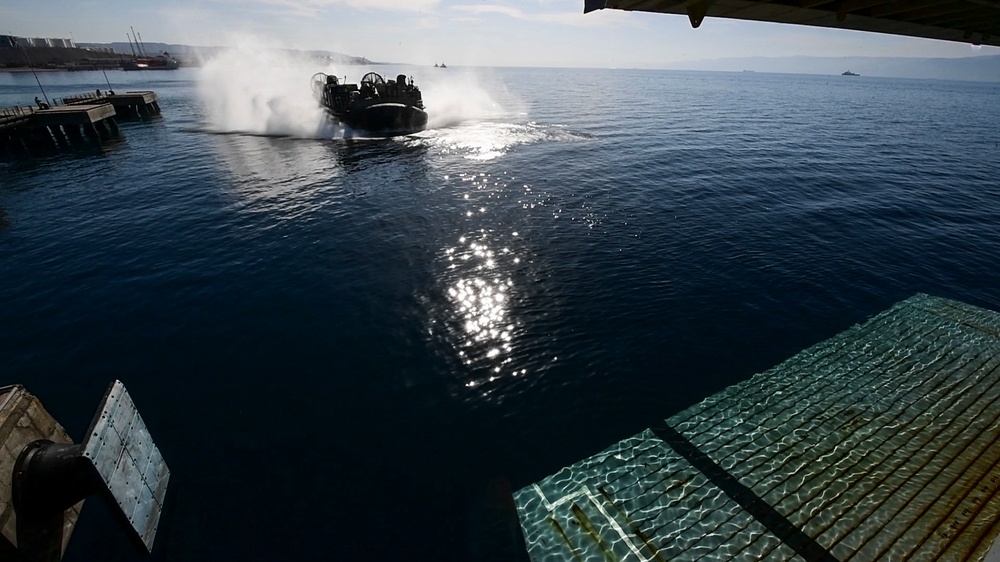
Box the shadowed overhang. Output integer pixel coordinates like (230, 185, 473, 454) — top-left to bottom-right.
(584, 0, 1000, 48)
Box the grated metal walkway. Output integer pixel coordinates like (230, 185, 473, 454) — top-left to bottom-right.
(514, 294, 1000, 561)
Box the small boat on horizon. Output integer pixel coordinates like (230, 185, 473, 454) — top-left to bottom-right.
(311, 71, 428, 137)
(842, 70, 860, 76)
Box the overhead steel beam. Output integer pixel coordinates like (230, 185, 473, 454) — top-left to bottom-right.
(583, 0, 1000, 46)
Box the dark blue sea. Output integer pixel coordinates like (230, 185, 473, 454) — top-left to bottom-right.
(2, 63, 999, 561)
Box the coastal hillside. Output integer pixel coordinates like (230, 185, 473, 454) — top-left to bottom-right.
(0, 46, 121, 68)
(78, 42, 373, 66)
(1, 40, 372, 70)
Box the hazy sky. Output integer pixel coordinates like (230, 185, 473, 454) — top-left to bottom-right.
(3, 0, 997, 67)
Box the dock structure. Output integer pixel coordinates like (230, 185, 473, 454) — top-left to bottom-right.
(0, 103, 118, 157)
(61, 91, 161, 120)
(514, 294, 1000, 561)
(0, 90, 161, 158)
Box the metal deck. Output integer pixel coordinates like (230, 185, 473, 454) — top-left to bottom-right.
(515, 294, 1000, 561)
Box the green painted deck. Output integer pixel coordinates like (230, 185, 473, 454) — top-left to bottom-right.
(514, 294, 1000, 561)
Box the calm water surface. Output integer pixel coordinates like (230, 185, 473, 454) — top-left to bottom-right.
(1, 66, 999, 561)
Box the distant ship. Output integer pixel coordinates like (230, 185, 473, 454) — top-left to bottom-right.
(435, 63, 447, 68)
(311, 71, 428, 136)
(842, 70, 860, 76)
(122, 53, 179, 71)
(122, 27, 179, 71)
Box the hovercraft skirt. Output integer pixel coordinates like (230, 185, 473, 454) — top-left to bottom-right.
(347, 103, 428, 136)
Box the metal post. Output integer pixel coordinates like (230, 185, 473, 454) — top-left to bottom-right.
(13, 441, 100, 562)
(18, 44, 49, 106)
(102, 69, 113, 92)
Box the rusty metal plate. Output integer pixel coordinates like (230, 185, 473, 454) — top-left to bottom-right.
(83, 380, 169, 553)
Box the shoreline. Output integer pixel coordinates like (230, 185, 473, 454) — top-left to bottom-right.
(0, 66, 193, 73)
(1, 68, 86, 73)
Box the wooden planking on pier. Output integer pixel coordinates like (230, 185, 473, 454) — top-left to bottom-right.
(514, 294, 1000, 561)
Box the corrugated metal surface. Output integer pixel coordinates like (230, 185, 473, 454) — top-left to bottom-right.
(515, 294, 1000, 561)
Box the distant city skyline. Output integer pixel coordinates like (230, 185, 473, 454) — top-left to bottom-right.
(2, 0, 998, 68)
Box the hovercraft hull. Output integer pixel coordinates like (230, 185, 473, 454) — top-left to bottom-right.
(312, 72, 428, 138)
(346, 103, 428, 136)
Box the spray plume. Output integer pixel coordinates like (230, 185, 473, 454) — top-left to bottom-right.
(196, 36, 338, 138)
(196, 35, 517, 139)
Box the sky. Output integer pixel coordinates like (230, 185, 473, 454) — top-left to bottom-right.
(2, 0, 997, 68)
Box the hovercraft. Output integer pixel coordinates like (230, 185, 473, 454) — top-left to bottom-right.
(311, 71, 428, 137)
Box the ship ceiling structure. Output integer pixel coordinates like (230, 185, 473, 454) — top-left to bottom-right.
(584, 0, 1000, 48)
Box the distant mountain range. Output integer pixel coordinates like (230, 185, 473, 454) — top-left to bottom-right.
(77, 42, 373, 66)
(667, 55, 1000, 82)
(69, 42, 1000, 80)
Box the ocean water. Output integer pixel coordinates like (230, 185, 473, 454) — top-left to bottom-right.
(1, 62, 999, 561)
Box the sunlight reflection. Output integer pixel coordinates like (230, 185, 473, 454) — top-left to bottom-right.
(436, 172, 528, 396)
(411, 121, 589, 161)
(444, 234, 517, 377)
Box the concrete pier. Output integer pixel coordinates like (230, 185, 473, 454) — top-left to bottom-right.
(0, 89, 163, 157)
(515, 294, 1000, 561)
(61, 91, 161, 120)
(0, 93, 140, 158)
(0, 103, 119, 157)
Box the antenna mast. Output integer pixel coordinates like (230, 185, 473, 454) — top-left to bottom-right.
(17, 40, 49, 105)
(130, 26, 145, 55)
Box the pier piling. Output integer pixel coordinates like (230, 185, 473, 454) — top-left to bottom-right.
(61, 91, 161, 120)
(0, 90, 162, 158)
(1, 101, 116, 157)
